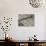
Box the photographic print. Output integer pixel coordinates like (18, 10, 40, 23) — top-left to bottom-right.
(18, 14, 34, 26)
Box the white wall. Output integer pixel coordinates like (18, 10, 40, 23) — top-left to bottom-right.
(0, 0, 46, 40)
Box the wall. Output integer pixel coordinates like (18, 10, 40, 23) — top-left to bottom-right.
(0, 0, 46, 40)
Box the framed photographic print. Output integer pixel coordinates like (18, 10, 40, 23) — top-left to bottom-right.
(18, 14, 34, 26)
